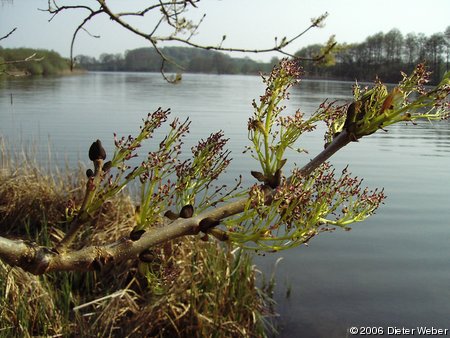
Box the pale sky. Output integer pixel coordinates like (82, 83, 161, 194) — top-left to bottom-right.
(1, 0, 449, 62)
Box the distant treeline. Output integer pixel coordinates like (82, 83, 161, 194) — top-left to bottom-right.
(76, 47, 277, 75)
(1, 27, 449, 83)
(297, 27, 450, 84)
(0, 47, 72, 76)
(77, 27, 449, 84)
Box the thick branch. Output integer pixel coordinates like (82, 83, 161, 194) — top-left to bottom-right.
(0, 130, 352, 275)
(0, 217, 195, 274)
(297, 131, 351, 177)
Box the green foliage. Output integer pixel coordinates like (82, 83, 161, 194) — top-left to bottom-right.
(0, 48, 71, 76)
(224, 60, 448, 251)
(324, 64, 450, 142)
(297, 27, 450, 84)
(73, 109, 237, 240)
(0, 56, 6, 73)
(76, 47, 276, 75)
(246, 59, 319, 178)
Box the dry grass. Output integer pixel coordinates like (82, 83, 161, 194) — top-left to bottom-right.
(0, 261, 65, 336)
(0, 164, 66, 235)
(0, 146, 276, 337)
(124, 239, 275, 337)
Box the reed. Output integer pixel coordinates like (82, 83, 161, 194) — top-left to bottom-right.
(0, 143, 275, 337)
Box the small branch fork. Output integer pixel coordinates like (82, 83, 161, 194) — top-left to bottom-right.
(40, 1, 333, 82)
(0, 131, 352, 275)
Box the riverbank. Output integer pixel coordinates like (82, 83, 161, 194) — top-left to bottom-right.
(0, 47, 83, 77)
(0, 148, 276, 337)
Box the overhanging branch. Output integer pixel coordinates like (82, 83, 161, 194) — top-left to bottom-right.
(42, 1, 334, 79)
(0, 131, 352, 275)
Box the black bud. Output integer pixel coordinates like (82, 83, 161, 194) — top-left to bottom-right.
(139, 249, 155, 263)
(164, 210, 179, 220)
(130, 228, 145, 241)
(344, 102, 357, 129)
(89, 139, 106, 161)
(86, 169, 94, 178)
(267, 169, 282, 189)
(199, 217, 220, 232)
(103, 161, 112, 172)
(274, 169, 282, 187)
(277, 158, 287, 170)
(251, 171, 266, 182)
(180, 204, 194, 218)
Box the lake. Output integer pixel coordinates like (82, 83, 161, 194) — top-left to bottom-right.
(1, 72, 450, 337)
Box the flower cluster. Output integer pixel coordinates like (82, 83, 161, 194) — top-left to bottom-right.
(248, 58, 320, 179)
(318, 66, 449, 144)
(68, 60, 447, 255)
(229, 163, 386, 251)
(175, 131, 233, 208)
(318, 100, 347, 147)
(399, 63, 431, 95)
(112, 108, 170, 169)
(277, 109, 318, 152)
(136, 118, 190, 226)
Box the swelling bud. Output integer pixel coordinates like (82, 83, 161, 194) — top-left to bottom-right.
(86, 169, 94, 178)
(89, 139, 106, 161)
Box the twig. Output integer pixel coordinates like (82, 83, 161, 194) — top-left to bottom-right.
(0, 53, 45, 66)
(0, 27, 17, 41)
(187, 13, 206, 41)
(41, 1, 334, 79)
(69, 10, 103, 70)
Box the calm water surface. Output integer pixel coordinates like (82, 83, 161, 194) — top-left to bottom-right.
(1, 72, 450, 337)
